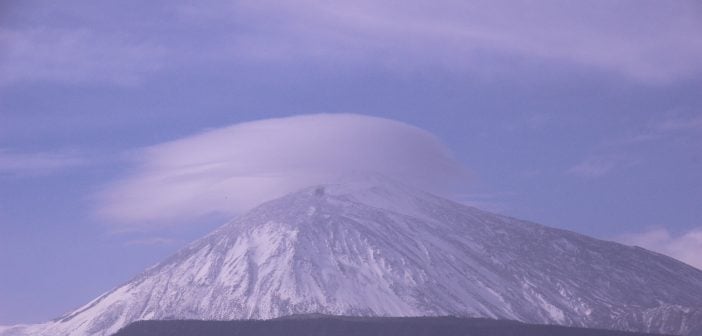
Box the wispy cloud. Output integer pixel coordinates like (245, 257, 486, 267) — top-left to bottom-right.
(97, 114, 467, 228)
(567, 159, 613, 178)
(567, 155, 639, 178)
(123, 237, 179, 247)
(622, 112, 702, 145)
(618, 227, 702, 270)
(0, 27, 165, 86)
(653, 114, 702, 133)
(179, 0, 702, 83)
(568, 112, 701, 178)
(3, 0, 701, 85)
(0, 149, 88, 176)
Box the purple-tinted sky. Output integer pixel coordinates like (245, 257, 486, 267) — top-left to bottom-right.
(1, 0, 701, 325)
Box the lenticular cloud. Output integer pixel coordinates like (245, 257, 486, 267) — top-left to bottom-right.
(98, 114, 466, 227)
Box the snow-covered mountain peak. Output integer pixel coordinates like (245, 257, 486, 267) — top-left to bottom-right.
(3, 180, 702, 336)
(270, 173, 465, 223)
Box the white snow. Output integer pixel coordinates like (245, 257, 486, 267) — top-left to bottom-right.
(307, 206, 316, 216)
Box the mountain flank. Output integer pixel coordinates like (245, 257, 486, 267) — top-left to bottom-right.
(2, 176, 702, 336)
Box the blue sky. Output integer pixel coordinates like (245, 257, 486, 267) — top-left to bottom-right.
(1, 0, 701, 325)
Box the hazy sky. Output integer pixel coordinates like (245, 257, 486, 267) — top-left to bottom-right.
(1, 0, 701, 325)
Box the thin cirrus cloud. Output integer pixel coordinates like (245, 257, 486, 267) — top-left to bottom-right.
(0, 27, 165, 86)
(2, 0, 702, 86)
(622, 112, 702, 144)
(210, 0, 702, 83)
(0, 149, 88, 177)
(653, 114, 702, 133)
(97, 114, 467, 228)
(567, 155, 639, 179)
(618, 228, 702, 270)
(567, 112, 702, 179)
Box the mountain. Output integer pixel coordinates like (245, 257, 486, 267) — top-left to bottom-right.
(2, 177, 702, 336)
(112, 315, 669, 336)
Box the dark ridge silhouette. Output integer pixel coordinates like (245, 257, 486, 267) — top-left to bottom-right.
(112, 315, 668, 336)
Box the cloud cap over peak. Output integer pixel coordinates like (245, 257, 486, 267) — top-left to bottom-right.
(98, 114, 467, 227)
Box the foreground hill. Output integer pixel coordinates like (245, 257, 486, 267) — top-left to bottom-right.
(3, 176, 702, 335)
(113, 316, 668, 336)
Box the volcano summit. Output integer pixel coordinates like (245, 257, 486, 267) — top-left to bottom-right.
(3, 177, 702, 336)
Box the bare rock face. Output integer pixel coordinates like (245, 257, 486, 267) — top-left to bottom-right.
(3, 177, 702, 336)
